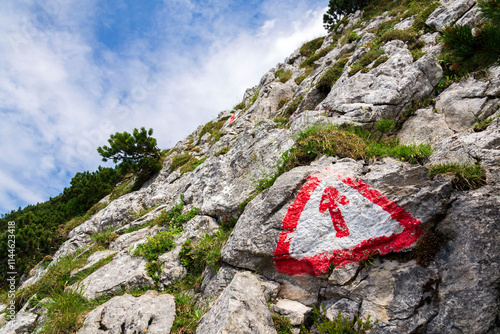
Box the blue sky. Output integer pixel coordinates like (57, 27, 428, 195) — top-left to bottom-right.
(0, 0, 327, 214)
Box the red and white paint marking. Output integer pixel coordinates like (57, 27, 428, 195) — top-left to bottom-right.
(227, 110, 240, 126)
(274, 168, 423, 276)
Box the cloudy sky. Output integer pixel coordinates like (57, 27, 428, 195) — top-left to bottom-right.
(0, 0, 327, 214)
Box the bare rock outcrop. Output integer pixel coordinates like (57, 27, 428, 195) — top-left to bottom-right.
(77, 291, 175, 334)
(196, 271, 277, 334)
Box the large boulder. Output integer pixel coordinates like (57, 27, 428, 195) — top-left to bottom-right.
(78, 291, 175, 334)
(196, 271, 277, 334)
(72, 251, 154, 299)
(222, 158, 453, 277)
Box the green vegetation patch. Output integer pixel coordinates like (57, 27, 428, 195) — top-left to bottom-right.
(41, 291, 90, 334)
(380, 29, 417, 44)
(295, 67, 314, 85)
(234, 101, 246, 110)
(171, 153, 207, 175)
(347, 32, 362, 43)
(179, 228, 232, 276)
(132, 196, 199, 283)
(349, 47, 384, 76)
(284, 96, 304, 118)
(278, 98, 290, 110)
(275, 69, 293, 83)
(249, 123, 433, 199)
(316, 55, 350, 94)
(133, 228, 181, 262)
(179, 156, 207, 175)
(474, 115, 499, 131)
(198, 119, 226, 144)
(68, 253, 116, 285)
(90, 228, 119, 248)
(428, 163, 487, 190)
(170, 153, 192, 172)
(301, 306, 377, 333)
(272, 314, 294, 334)
(300, 45, 336, 69)
(152, 197, 199, 228)
(170, 290, 206, 334)
(372, 55, 389, 68)
(214, 147, 231, 156)
(300, 37, 325, 57)
(273, 96, 304, 129)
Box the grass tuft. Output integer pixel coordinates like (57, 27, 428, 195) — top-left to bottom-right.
(349, 47, 384, 76)
(272, 314, 294, 334)
(275, 69, 293, 83)
(300, 37, 325, 57)
(428, 163, 487, 190)
(214, 147, 231, 156)
(316, 55, 350, 94)
(90, 228, 119, 248)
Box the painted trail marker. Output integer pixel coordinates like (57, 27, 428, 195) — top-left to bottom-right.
(274, 168, 423, 276)
(227, 110, 240, 126)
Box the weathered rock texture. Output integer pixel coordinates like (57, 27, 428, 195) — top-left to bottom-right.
(196, 272, 277, 334)
(72, 251, 154, 299)
(8, 0, 500, 333)
(77, 291, 175, 334)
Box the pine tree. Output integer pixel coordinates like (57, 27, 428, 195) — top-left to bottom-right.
(440, 0, 500, 74)
(323, 0, 370, 31)
(97, 127, 162, 178)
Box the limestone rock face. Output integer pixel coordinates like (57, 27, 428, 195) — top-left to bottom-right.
(77, 291, 175, 334)
(0, 299, 49, 334)
(435, 79, 494, 132)
(426, 0, 476, 31)
(424, 187, 500, 333)
(397, 108, 454, 146)
(70, 250, 117, 277)
(73, 251, 154, 299)
(318, 41, 442, 125)
(196, 272, 277, 334)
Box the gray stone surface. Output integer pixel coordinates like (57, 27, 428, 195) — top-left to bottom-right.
(328, 262, 359, 286)
(270, 299, 312, 326)
(0, 299, 50, 334)
(426, 0, 476, 31)
(398, 108, 454, 146)
(435, 79, 490, 132)
(425, 187, 500, 333)
(70, 250, 117, 277)
(318, 41, 442, 125)
(72, 251, 154, 299)
(78, 290, 175, 334)
(110, 226, 162, 252)
(324, 260, 440, 333)
(196, 272, 277, 334)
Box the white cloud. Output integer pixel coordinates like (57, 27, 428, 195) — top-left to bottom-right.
(0, 0, 327, 214)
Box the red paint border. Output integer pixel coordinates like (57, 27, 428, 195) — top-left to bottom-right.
(273, 169, 423, 276)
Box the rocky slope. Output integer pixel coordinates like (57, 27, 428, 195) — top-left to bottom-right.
(2, 0, 499, 333)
